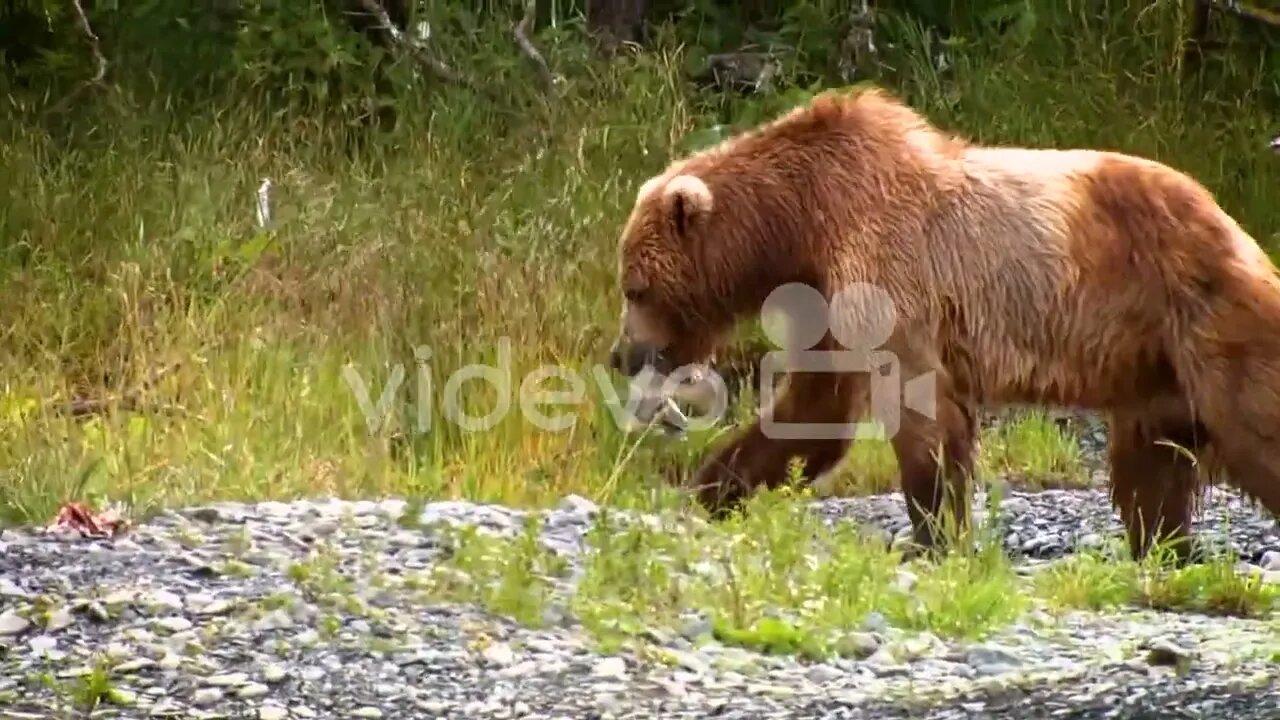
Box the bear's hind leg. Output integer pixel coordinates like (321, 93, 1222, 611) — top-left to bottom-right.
(891, 391, 979, 557)
(1107, 404, 1204, 564)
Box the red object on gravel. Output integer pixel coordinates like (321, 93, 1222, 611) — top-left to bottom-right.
(46, 501, 129, 539)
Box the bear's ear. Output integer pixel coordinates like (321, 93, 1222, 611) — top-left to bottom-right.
(663, 174, 713, 239)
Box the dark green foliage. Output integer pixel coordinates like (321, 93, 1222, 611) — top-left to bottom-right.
(5, 1, 1279, 123)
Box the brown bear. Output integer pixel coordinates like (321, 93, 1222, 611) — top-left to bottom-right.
(606, 85, 1280, 563)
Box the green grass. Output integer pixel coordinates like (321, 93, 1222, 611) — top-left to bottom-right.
(3, 0, 1280, 661)
(414, 484, 1280, 661)
(980, 410, 1093, 490)
(1033, 541, 1280, 618)
(417, 484, 1031, 657)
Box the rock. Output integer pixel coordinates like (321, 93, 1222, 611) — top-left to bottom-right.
(667, 649, 708, 675)
(114, 658, 156, 673)
(237, 683, 270, 699)
(153, 616, 192, 634)
(352, 708, 383, 719)
(142, 589, 184, 612)
(556, 494, 598, 516)
(495, 659, 538, 678)
(4, 493, 1280, 718)
(258, 706, 288, 720)
(0, 610, 31, 636)
(806, 664, 845, 683)
(101, 642, 131, 662)
(593, 656, 628, 679)
(252, 609, 294, 632)
(481, 642, 515, 667)
(187, 507, 223, 523)
(1261, 549, 1280, 571)
(1078, 532, 1105, 550)
(148, 699, 184, 716)
(206, 672, 249, 687)
(680, 613, 713, 641)
(860, 611, 889, 633)
(864, 646, 907, 676)
(1000, 497, 1033, 515)
(102, 589, 137, 606)
(195, 599, 233, 616)
(28, 635, 60, 660)
(966, 643, 1023, 675)
(44, 607, 74, 632)
(294, 629, 320, 646)
(835, 632, 881, 660)
(0, 578, 29, 598)
(192, 688, 223, 705)
(1144, 637, 1196, 668)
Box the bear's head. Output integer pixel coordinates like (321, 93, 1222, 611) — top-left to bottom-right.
(609, 173, 719, 370)
(606, 169, 763, 429)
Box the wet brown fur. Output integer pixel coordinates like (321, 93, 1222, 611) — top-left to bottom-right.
(608, 86, 1280, 562)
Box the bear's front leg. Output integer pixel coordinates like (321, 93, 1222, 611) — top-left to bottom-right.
(1107, 405, 1202, 564)
(688, 369, 869, 518)
(889, 390, 978, 558)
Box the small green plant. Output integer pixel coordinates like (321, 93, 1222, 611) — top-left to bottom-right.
(1031, 533, 1280, 618)
(571, 507, 702, 648)
(65, 657, 121, 711)
(424, 516, 568, 627)
(1135, 545, 1280, 618)
(711, 615, 827, 659)
(979, 411, 1090, 491)
(1032, 551, 1141, 612)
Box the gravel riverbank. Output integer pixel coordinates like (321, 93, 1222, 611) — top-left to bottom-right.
(2, 478, 1279, 720)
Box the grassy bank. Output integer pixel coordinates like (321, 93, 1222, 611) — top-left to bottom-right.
(2, 1, 1278, 531)
(386, 485, 1280, 659)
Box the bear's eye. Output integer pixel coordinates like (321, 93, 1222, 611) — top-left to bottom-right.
(624, 284, 649, 303)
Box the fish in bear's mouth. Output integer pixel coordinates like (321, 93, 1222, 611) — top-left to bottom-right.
(625, 364, 721, 438)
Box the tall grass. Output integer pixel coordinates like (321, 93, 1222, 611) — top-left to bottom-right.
(2, 1, 1278, 525)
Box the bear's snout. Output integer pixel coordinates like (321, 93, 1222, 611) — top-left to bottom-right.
(609, 340, 664, 377)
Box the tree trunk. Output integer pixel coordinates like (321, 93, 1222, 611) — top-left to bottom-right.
(586, 0, 649, 54)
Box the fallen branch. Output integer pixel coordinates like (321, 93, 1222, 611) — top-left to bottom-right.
(46, 0, 110, 113)
(355, 0, 473, 89)
(513, 1, 562, 90)
(46, 361, 194, 420)
(1183, 1, 1280, 76)
(1204, 0, 1280, 29)
(56, 397, 194, 419)
(71, 0, 107, 84)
